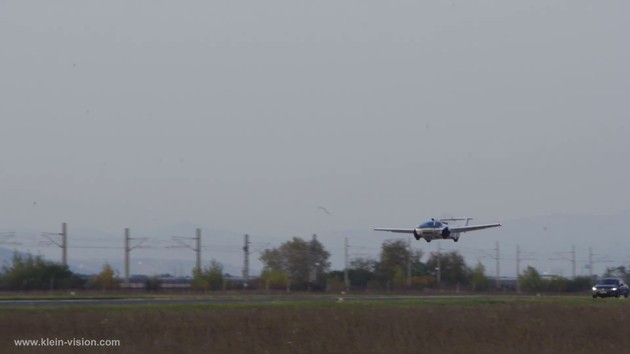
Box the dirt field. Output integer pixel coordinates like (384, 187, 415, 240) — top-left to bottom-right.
(1, 297, 628, 353)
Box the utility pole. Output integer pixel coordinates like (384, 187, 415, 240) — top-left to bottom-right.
(344, 237, 349, 292)
(572, 244, 576, 279)
(125, 228, 130, 288)
(479, 241, 501, 289)
(243, 234, 250, 289)
(124, 228, 130, 288)
(495, 241, 500, 289)
(406, 237, 412, 287)
(124, 228, 147, 288)
(62, 222, 67, 266)
(516, 245, 521, 293)
(196, 228, 201, 273)
(41, 222, 68, 267)
(550, 245, 576, 278)
(587, 247, 612, 280)
(170, 229, 202, 273)
(241, 235, 272, 290)
(589, 247, 593, 279)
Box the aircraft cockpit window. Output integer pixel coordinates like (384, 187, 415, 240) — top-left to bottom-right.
(419, 221, 442, 228)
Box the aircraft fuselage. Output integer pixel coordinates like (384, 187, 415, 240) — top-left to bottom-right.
(373, 217, 501, 243)
(413, 219, 457, 242)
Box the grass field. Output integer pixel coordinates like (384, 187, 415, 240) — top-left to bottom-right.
(1, 296, 629, 354)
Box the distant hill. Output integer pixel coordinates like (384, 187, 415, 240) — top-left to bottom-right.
(68, 257, 243, 277)
(0, 248, 30, 268)
(0, 247, 17, 265)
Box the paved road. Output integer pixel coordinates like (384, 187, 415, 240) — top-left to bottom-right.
(0, 295, 484, 307)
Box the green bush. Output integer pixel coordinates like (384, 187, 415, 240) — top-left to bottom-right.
(0, 252, 85, 290)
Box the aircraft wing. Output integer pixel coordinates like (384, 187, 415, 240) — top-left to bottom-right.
(373, 228, 415, 234)
(449, 223, 502, 233)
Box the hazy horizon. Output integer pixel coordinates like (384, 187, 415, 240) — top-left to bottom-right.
(2, 211, 630, 280)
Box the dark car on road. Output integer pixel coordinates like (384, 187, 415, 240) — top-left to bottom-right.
(592, 278, 629, 298)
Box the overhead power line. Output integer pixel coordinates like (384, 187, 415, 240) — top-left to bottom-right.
(40, 223, 67, 266)
(170, 228, 202, 273)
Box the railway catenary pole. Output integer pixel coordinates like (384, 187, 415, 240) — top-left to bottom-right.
(171, 230, 201, 274)
(572, 244, 576, 279)
(516, 245, 521, 293)
(124, 228, 130, 288)
(407, 237, 412, 287)
(495, 241, 500, 289)
(243, 234, 249, 289)
(41, 223, 68, 267)
(195, 228, 201, 273)
(551, 245, 577, 279)
(61, 222, 67, 267)
(344, 237, 349, 292)
(123, 229, 147, 288)
(589, 247, 598, 280)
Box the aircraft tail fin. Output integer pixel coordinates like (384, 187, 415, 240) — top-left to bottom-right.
(439, 217, 473, 226)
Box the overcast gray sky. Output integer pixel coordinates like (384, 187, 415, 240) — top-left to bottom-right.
(2, 1, 629, 243)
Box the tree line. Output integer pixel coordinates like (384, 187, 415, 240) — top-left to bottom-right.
(1, 237, 625, 292)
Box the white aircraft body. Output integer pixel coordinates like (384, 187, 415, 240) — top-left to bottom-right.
(374, 217, 501, 242)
